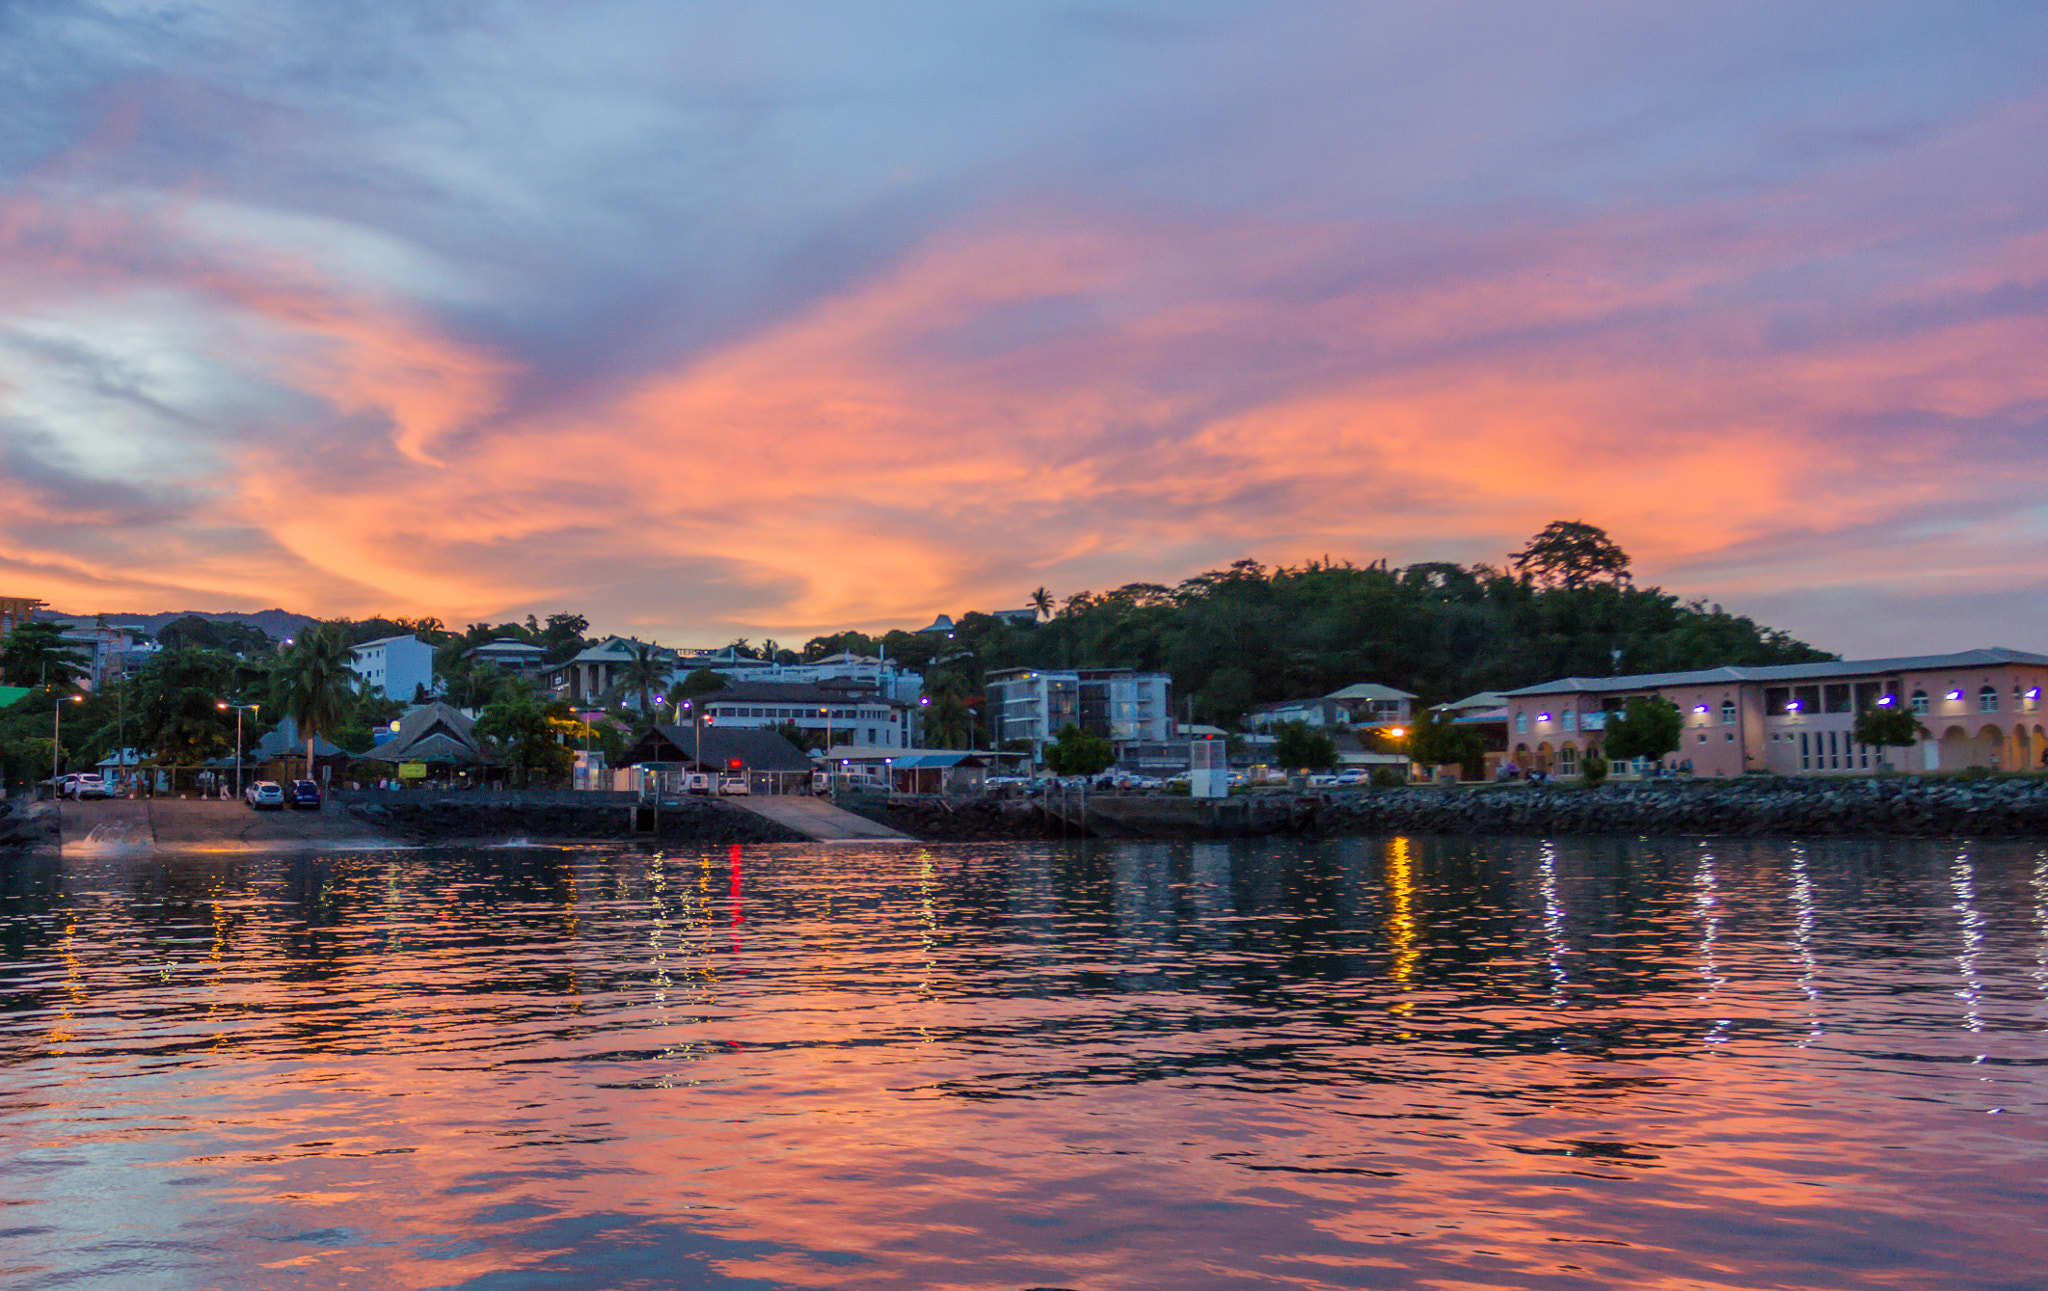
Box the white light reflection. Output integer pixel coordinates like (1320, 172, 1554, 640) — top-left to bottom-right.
(1949, 849, 1986, 1052)
(2031, 850, 2048, 1004)
(1693, 843, 1731, 1049)
(1538, 841, 1569, 1013)
(1789, 844, 1823, 1043)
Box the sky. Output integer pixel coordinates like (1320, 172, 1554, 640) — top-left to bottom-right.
(3, 1, 2045, 660)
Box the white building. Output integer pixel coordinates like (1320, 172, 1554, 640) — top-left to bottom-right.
(693, 681, 912, 749)
(986, 667, 1172, 763)
(348, 634, 436, 702)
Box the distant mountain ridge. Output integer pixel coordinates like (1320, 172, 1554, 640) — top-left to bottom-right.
(41, 608, 316, 640)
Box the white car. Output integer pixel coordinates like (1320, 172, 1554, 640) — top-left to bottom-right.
(244, 780, 286, 810)
(60, 773, 111, 799)
(720, 775, 751, 796)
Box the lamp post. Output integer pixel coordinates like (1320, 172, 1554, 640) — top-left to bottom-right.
(217, 701, 259, 798)
(51, 690, 81, 798)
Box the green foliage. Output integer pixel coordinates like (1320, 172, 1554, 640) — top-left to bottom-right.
(270, 625, 356, 767)
(1604, 696, 1683, 763)
(0, 623, 90, 688)
(1407, 709, 1484, 776)
(817, 542, 1826, 737)
(1043, 724, 1115, 776)
(134, 649, 268, 766)
(474, 680, 579, 787)
(1853, 704, 1925, 749)
(677, 668, 730, 698)
(157, 615, 272, 656)
(613, 640, 668, 717)
(1370, 767, 1407, 788)
(1580, 753, 1609, 785)
(1510, 520, 1631, 590)
(1271, 720, 1338, 771)
(770, 720, 818, 753)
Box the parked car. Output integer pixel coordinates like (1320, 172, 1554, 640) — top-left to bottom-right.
(59, 773, 111, 799)
(1335, 770, 1366, 786)
(287, 779, 322, 809)
(685, 772, 715, 795)
(244, 780, 285, 810)
(720, 775, 751, 796)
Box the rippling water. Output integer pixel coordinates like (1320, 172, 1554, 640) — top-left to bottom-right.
(3, 836, 2045, 1289)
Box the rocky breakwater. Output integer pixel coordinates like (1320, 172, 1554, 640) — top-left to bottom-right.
(0, 799, 59, 851)
(1320, 773, 2048, 838)
(343, 794, 806, 845)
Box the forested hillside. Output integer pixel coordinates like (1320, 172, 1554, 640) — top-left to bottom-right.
(810, 525, 1833, 725)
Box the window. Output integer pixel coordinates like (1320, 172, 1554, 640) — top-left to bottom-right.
(1979, 686, 1998, 713)
(1515, 712, 1528, 734)
(1562, 710, 1576, 732)
(1720, 701, 1737, 725)
(1910, 690, 1929, 715)
(1824, 684, 1852, 714)
(1799, 732, 1810, 771)
(1764, 687, 1790, 716)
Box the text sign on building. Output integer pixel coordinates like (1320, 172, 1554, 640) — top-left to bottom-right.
(399, 762, 428, 779)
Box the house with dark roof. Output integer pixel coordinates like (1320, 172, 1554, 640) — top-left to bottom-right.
(1502, 647, 2048, 778)
(616, 724, 813, 793)
(354, 702, 486, 768)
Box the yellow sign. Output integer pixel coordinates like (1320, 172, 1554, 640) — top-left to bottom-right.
(399, 762, 428, 779)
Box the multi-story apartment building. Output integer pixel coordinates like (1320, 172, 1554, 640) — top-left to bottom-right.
(348, 634, 437, 702)
(986, 667, 1172, 762)
(1502, 647, 2048, 778)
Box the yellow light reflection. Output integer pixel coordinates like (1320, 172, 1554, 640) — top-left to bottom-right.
(1386, 836, 1418, 1025)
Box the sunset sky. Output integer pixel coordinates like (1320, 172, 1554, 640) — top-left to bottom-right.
(4, 2, 2044, 658)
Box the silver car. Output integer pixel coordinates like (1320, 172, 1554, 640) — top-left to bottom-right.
(244, 780, 286, 810)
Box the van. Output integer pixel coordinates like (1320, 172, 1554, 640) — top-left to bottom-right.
(684, 772, 714, 795)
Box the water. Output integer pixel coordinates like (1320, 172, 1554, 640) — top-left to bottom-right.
(3, 836, 2044, 1289)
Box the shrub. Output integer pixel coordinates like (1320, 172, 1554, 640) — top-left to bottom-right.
(1580, 753, 1608, 786)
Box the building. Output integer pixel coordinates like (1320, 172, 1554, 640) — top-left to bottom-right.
(348, 634, 437, 702)
(470, 638, 547, 674)
(616, 724, 814, 794)
(1502, 647, 2048, 778)
(0, 597, 45, 643)
(985, 667, 1172, 763)
(693, 680, 912, 749)
(51, 620, 160, 687)
(692, 650, 924, 704)
(545, 637, 680, 703)
(1245, 683, 1417, 731)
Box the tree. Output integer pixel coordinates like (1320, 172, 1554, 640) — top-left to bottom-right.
(1407, 709, 1483, 777)
(271, 626, 356, 775)
(1043, 724, 1115, 776)
(1854, 704, 1926, 755)
(1271, 720, 1338, 772)
(614, 640, 669, 717)
(475, 680, 579, 787)
(0, 623, 90, 688)
(1029, 587, 1055, 621)
(157, 615, 272, 656)
(1510, 520, 1631, 590)
(677, 668, 729, 698)
(1604, 696, 1682, 764)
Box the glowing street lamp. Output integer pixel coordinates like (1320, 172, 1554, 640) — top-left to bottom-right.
(51, 690, 82, 795)
(217, 701, 260, 797)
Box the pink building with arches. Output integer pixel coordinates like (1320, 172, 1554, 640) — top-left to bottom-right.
(1502, 647, 2048, 778)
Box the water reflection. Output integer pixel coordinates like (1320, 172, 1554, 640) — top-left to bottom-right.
(2, 836, 2046, 1289)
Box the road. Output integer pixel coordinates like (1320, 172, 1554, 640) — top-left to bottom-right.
(54, 795, 402, 853)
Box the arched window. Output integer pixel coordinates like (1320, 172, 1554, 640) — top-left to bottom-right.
(1720, 701, 1737, 725)
(1910, 689, 1930, 715)
(1980, 686, 1999, 712)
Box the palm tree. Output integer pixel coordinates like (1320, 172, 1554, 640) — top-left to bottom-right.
(1029, 587, 1054, 621)
(615, 640, 669, 719)
(272, 625, 356, 778)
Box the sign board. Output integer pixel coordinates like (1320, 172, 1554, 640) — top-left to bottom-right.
(1190, 738, 1228, 799)
(398, 761, 428, 779)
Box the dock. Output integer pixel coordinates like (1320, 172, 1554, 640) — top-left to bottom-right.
(728, 795, 913, 842)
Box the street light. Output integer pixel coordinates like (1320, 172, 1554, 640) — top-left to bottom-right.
(51, 690, 82, 797)
(218, 701, 260, 798)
